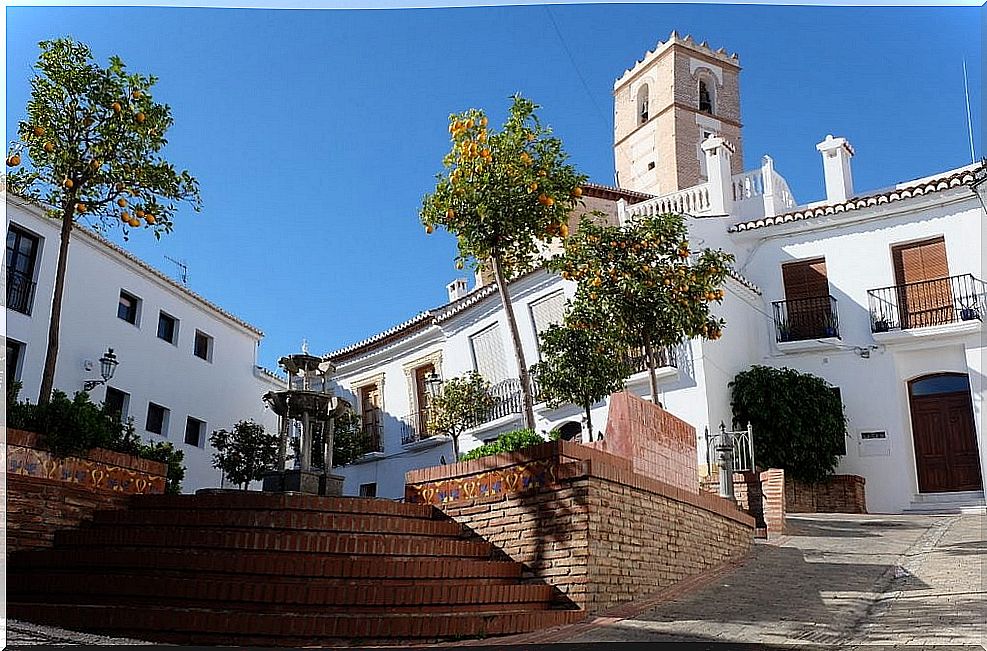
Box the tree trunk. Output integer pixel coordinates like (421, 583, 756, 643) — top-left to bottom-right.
(451, 433, 460, 462)
(584, 400, 593, 442)
(489, 256, 536, 431)
(38, 206, 76, 405)
(643, 339, 660, 405)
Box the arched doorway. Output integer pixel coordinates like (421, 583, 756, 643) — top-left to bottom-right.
(908, 373, 982, 493)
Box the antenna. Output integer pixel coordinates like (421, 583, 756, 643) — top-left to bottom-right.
(164, 255, 189, 286)
(963, 59, 976, 164)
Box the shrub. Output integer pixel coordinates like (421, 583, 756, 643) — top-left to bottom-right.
(730, 365, 847, 483)
(138, 440, 185, 494)
(459, 428, 546, 462)
(210, 420, 278, 489)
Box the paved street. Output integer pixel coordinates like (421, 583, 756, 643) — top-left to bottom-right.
(6, 513, 984, 647)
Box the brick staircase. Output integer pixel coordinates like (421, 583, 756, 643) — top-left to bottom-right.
(7, 492, 584, 646)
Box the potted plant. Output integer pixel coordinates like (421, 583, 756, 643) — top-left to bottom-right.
(777, 320, 793, 342)
(872, 314, 890, 333)
(960, 306, 979, 321)
(822, 313, 839, 338)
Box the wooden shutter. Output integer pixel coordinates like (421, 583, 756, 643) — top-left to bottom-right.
(781, 258, 830, 340)
(782, 258, 829, 300)
(892, 238, 951, 328)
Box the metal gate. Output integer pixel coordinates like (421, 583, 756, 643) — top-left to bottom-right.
(705, 422, 755, 475)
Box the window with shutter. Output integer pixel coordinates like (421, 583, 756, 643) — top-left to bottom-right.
(781, 258, 831, 340)
(530, 291, 565, 357)
(470, 324, 509, 383)
(892, 237, 951, 328)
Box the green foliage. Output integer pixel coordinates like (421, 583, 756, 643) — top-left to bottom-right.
(552, 212, 734, 353)
(6, 37, 200, 238)
(459, 428, 546, 462)
(534, 314, 629, 408)
(420, 94, 587, 276)
(312, 411, 373, 468)
(430, 372, 497, 458)
(209, 420, 278, 489)
(5, 388, 186, 493)
(730, 365, 847, 483)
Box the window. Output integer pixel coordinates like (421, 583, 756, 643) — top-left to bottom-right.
(6, 225, 40, 314)
(118, 290, 141, 325)
(698, 79, 714, 114)
(157, 312, 178, 344)
(194, 330, 213, 361)
(104, 386, 129, 421)
(470, 324, 509, 383)
(359, 482, 378, 498)
(637, 85, 650, 124)
(184, 416, 205, 447)
(530, 291, 565, 357)
(146, 402, 169, 436)
(6, 339, 25, 383)
(360, 383, 382, 434)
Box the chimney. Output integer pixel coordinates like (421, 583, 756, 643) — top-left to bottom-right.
(701, 135, 735, 215)
(446, 277, 469, 302)
(816, 134, 855, 203)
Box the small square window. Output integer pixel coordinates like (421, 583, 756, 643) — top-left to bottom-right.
(104, 386, 129, 421)
(359, 482, 377, 498)
(6, 339, 25, 383)
(194, 330, 213, 361)
(157, 312, 178, 344)
(146, 402, 169, 436)
(184, 416, 205, 447)
(118, 290, 141, 325)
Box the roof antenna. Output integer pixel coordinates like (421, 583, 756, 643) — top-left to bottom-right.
(164, 255, 189, 286)
(963, 59, 976, 164)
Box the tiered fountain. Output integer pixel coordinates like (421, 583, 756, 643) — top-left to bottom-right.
(262, 346, 350, 495)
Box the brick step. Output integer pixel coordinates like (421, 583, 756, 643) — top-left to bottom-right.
(53, 526, 493, 558)
(89, 508, 468, 537)
(8, 602, 584, 643)
(11, 572, 555, 609)
(128, 493, 439, 519)
(10, 548, 521, 580)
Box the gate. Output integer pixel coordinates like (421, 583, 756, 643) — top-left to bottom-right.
(705, 422, 755, 475)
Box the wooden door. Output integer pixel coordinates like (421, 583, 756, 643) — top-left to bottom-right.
(892, 237, 951, 328)
(414, 364, 434, 435)
(359, 384, 381, 449)
(782, 258, 830, 339)
(909, 375, 982, 493)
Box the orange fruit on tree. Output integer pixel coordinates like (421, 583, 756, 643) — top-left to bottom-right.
(479, 116, 488, 127)
(571, 187, 583, 198)
(456, 259, 464, 270)
(446, 208, 455, 219)
(121, 211, 131, 221)
(425, 224, 434, 234)
(44, 142, 55, 153)
(560, 223, 570, 238)
(7, 154, 21, 167)
(33, 126, 45, 137)
(538, 169, 547, 177)
(111, 102, 122, 113)
(528, 182, 538, 193)
(75, 203, 87, 213)
(118, 198, 128, 207)
(131, 89, 142, 99)
(63, 178, 74, 189)
(145, 214, 156, 225)
(544, 196, 555, 207)
(135, 113, 146, 124)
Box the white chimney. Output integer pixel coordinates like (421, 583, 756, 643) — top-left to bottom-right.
(701, 135, 735, 215)
(447, 277, 469, 302)
(816, 134, 855, 203)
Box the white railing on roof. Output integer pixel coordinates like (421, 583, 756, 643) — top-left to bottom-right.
(731, 169, 765, 202)
(770, 170, 797, 211)
(625, 183, 711, 219)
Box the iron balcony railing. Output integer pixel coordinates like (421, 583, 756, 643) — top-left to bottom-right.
(6, 268, 36, 315)
(772, 295, 840, 342)
(625, 345, 678, 375)
(400, 409, 438, 445)
(868, 274, 986, 333)
(360, 421, 384, 453)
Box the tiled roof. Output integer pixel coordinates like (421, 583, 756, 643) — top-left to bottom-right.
(729, 163, 983, 233)
(7, 195, 265, 337)
(582, 182, 654, 204)
(726, 268, 761, 295)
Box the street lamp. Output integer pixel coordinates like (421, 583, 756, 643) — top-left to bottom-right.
(423, 370, 443, 401)
(83, 348, 119, 391)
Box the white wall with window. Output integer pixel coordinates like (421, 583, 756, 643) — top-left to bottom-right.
(4, 196, 282, 492)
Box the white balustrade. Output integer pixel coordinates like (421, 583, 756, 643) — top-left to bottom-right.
(625, 183, 712, 218)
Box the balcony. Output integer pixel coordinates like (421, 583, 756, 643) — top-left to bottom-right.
(625, 346, 678, 374)
(772, 295, 840, 343)
(359, 422, 384, 454)
(400, 409, 440, 445)
(6, 268, 36, 315)
(868, 274, 985, 334)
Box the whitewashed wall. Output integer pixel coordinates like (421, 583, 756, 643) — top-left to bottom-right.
(5, 197, 281, 492)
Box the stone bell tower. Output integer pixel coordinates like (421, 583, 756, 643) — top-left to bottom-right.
(613, 32, 744, 196)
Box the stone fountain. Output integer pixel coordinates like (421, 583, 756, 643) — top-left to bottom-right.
(262, 346, 350, 496)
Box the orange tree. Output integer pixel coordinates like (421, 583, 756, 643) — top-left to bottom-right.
(552, 213, 733, 402)
(420, 95, 586, 430)
(6, 38, 201, 404)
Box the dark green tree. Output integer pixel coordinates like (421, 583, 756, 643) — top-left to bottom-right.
(730, 365, 847, 483)
(5, 38, 200, 404)
(210, 420, 278, 489)
(430, 372, 497, 460)
(421, 95, 587, 430)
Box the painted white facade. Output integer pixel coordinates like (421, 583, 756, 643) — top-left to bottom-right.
(4, 196, 282, 492)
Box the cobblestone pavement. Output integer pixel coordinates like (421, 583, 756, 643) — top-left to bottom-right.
(564, 513, 985, 646)
(6, 514, 983, 647)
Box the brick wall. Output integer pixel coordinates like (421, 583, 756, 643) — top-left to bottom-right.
(700, 470, 764, 528)
(786, 475, 867, 514)
(6, 429, 168, 554)
(588, 391, 697, 493)
(759, 468, 786, 538)
(409, 444, 753, 614)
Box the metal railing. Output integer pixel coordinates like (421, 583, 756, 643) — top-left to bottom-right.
(626, 345, 678, 375)
(400, 409, 439, 445)
(705, 423, 755, 475)
(772, 295, 840, 342)
(360, 422, 384, 453)
(868, 274, 986, 333)
(6, 268, 36, 315)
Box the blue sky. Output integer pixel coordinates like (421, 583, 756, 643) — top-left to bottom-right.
(6, 4, 981, 370)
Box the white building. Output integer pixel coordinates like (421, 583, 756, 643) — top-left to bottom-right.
(322, 33, 986, 514)
(4, 195, 282, 492)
